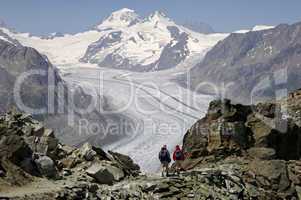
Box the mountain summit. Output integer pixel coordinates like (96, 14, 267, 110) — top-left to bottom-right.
(80, 8, 227, 71)
(96, 8, 141, 29)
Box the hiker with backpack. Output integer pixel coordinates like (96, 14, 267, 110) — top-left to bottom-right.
(173, 145, 185, 175)
(158, 145, 171, 177)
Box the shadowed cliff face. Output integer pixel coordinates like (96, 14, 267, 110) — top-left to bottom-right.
(0, 39, 60, 113)
(0, 39, 134, 147)
(187, 22, 301, 104)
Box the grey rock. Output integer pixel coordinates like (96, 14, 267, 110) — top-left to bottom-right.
(34, 155, 57, 178)
(79, 143, 97, 161)
(86, 163, 125, 185)
(108, 151, 140, 176)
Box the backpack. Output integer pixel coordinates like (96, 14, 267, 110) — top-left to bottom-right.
(159, 149, 170, 162)
(175, 150, 183, 160)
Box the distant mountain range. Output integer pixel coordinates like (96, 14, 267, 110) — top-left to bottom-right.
(187, 22, 301, 104)
(0, 8, 228, 72)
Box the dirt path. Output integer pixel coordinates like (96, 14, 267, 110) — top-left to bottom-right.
(0, 177, 71, 199)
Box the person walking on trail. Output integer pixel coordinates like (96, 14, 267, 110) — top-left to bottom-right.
(173, 145, 185, 175)
(158, 145, 171, 177)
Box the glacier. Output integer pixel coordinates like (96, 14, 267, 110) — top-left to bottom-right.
(0, 8, 272, 172)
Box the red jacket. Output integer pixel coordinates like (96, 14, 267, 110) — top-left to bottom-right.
(173, 147, 185, 161)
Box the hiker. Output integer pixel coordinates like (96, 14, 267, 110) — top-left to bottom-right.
(158, 145, 171, 177)
(173, 145, 185, 175)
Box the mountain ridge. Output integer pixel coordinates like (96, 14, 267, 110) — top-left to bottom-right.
(186, 21, 301, 104)
(0, 9, 228, 72)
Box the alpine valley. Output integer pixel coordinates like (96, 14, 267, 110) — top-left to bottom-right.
(1, 6, 301, 200)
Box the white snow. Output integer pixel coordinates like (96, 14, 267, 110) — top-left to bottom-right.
(0, 28, 102, 67)
(61, 55, 213, 172)
(233, 29, 250, 34)
(234, 25, 275, 34)
(96, 8, 140, 29)
(252, 25, 275, 32)
(0, 35, 11, 43)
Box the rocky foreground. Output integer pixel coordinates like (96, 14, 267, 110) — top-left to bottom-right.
(2, 90, 301, 199)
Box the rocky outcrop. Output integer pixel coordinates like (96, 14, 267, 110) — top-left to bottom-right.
(0, 111, 140, 195)
(183, 99, 254, 158)
(181, 92, 301, 199)
(183, 98, 301, 161)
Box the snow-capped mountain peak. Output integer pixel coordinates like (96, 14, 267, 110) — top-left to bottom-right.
(147, 11, 171, 24)
(97, 8, 141, 29)
(149, 11, 168, 20)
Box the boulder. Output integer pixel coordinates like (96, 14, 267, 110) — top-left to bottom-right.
(24, 135, 59, 158)
(79, 143, 97, 161)
(34, 155, 57, 178)
(58, 143, 103, 169)
(108, 151, 140, 176)
(86, 163, 125, 185)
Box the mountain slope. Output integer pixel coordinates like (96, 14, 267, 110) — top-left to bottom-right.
(0, 38, 134, 148)
(81, 9, 227, 71)
(187, 21, 301, 104)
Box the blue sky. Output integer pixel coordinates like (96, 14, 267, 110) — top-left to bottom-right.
(0, 0, 300, 35)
